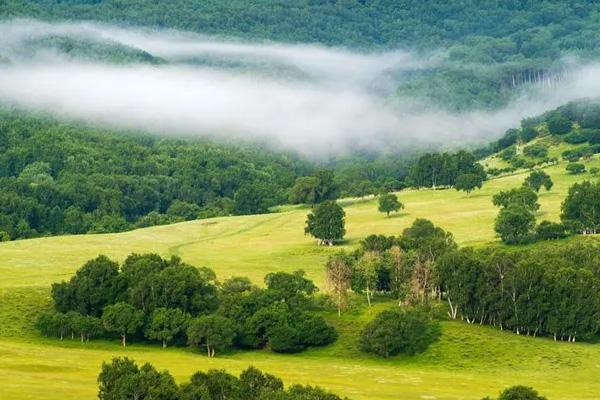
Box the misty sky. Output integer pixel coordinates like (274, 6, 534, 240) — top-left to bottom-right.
(1, 19, 600, 156)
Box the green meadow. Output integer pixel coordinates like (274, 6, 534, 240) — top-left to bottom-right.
(1, 154, 599, 400)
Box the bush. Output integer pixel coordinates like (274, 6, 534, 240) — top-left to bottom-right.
(523, 144, 548, 158)
(546, 111, 572, 135)
(562, 149, 582, 162)
(564, 132, 587, 144)
(499, 146, 516, 161)
(536, 221, 568, 240)
(566, 163, 586, 174)
(360, 307, 440, 358)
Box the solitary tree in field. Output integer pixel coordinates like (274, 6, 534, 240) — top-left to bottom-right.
(523, 170, 553, 192)
(186, 315, 237, 357)
(494, 204, 536, 244)
(146, 308, 188, 348)
(101, 302, 144, 347)
(325, 252, 354, 317)
(304, 201, 345, 245)
(378, 193, 403, 217)
(454, 173, 483, 196)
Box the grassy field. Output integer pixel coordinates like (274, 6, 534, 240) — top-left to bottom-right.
(0, 154, 599, 400)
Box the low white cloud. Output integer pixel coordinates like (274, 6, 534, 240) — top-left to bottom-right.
(0, 19, 599, 156)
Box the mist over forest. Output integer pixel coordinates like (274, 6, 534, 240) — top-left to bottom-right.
(1, 17, 600, 156)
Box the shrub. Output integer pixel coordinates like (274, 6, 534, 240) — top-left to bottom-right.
(523, 144, 548, 158)
(360, 307, 440, 358)
(566, 163, 586, 174)
(546, 111, 572, 135)
(564, 132, 587, 144)
(536, 221, 568, 240)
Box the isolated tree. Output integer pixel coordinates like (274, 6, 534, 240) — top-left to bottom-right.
(304, 201, 345, 245)
(146, 308, 188, 348)
(492, 186, 539, 211)
(378, 193, 403, 217)
(325, 252, 354, 317)
(561, 180, 600, 234)
(495, 204, 536, 244)
(523, 171, 553, 192)
(455, 173, 483, 196)
(102, 302, 144, 347)
(566, 162, 586, 174)
(186, 315, 237, 357)
(360, 308, 440, 358)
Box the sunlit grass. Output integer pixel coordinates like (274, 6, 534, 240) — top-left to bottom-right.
(0, 153, 599, 399)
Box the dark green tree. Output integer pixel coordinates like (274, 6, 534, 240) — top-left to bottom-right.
(101, 302, 144, 347)
(378, 193, 403, 217)
(186, 315, 237, 357)
(566, 162, 586, 174)
(360, 307, 440, 358)
(145, 308, 188, 348)
(523, 171, 553, 192)
(455, 173, 483, 196)
(495, 204, 536, 244)
(304, 201, 345, 245)
(561, 180, 600, 234)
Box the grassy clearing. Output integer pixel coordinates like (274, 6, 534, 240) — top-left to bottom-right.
(0, 154, 599, 399)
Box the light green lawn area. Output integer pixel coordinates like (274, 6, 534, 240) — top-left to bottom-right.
(0, 154, 599, 400)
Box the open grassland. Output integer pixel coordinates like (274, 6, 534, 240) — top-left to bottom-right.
(0, 154, 599, 400)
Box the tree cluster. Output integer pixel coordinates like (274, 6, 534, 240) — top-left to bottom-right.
(408, 151, 485, 190)
(98, 357, 348, 400)
(37, 254, 336, 355)
(325, 219, 457, 316)
(438, 243, 600, 342)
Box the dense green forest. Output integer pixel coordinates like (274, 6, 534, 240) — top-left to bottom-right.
(0, 109, 313, 239)
(3, 1, 600, 108)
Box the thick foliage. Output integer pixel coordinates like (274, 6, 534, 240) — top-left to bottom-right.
(438, 243, 600, 341)
(0, 111, 310, 240)
(99, 358, 347, 400)
(360, 307, 440, 357)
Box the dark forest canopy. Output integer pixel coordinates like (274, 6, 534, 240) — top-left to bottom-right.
(0, 109, 313, 239)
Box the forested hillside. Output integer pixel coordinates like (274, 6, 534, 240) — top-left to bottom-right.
(4, 1, 600, 108)
(0, 110, 312, 239)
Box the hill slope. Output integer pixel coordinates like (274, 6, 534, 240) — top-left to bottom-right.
(0, 152, 599, 400)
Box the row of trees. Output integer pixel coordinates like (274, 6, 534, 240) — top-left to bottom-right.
(38, 254, 336, 355)
(407, 150, 486, 189)
(99, 358, 347, 400)
(438, 242, 600, 342)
